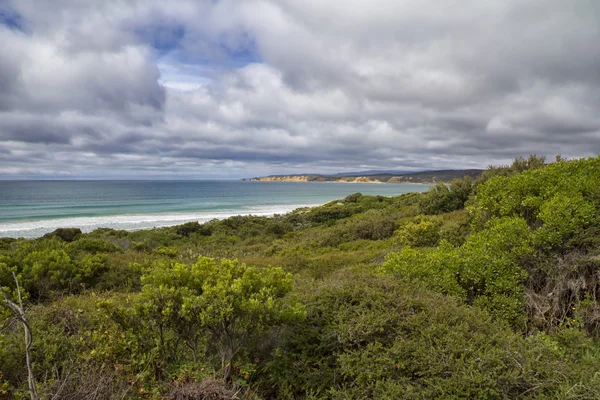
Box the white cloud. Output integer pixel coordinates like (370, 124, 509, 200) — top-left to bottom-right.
(0, 0, 599, 178)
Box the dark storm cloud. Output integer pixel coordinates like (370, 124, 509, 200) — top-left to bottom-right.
(0, 0, 599, 178)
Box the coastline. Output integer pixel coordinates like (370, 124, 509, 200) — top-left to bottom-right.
(0, 181, 432, 239)
(274, 180, 426, 184)
(0, 204, 321, 239)
(248, 178, 430, 184)
(246, 169, 482, 184)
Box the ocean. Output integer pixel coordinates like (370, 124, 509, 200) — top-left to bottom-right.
(0, 180, 431, 238)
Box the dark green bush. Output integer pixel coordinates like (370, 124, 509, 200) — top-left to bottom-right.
(265, 271, 600, 399)
(67, 238, 122, 254)
(174, 221, 212, 237)
(343, 192, 362, 203)
(418, 177, 473, 215)
(42, 228, 82, 242)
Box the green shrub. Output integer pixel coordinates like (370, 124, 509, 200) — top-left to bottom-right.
(174, 221, 212, 237)
(380, 241, 464, 297)
(395, 215, 441, 247)
(265, 271, 600, 399)
(418, 177, 473, 215)
(21, 249, 78, 298)
(350, 211, 397, 241)
(153, 246, 178, 258)
(307, 206, 357, 224)
(384, 217, 532, 325)
(67, 238, 121, 254)
(343, 192, 362, 203)
(438, 210, 470, 246)
(130, 241, 151, 252)
(42, 228, 82, 242)
(110, 257, 304, 381)
(474, 156, 600, 229)
(534, 193, 596, 249)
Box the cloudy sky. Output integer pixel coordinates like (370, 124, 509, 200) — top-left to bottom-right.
(0, 0, 599, 179)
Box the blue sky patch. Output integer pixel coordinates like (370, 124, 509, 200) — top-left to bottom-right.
(0, 6, 26, 32)
(172, 31, 261, 71)
(220, 40, 261, 68)
(135, 22, 186, 56)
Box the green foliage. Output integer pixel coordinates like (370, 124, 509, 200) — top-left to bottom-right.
(153, 246, 178, 258)
(381, 241, 464, 297)
(66, 237, 121, 254)
(21, 249, 77, 298)
(119, 257, 304, 381)
(534, 193, 596, 249)
(383, 217, 532, 324)
(266, 271, 600, 399)
(17, 248, 109, 299)
(395, 215, 442, 247)
(474, 156, 600, 236)
(438, 210, 470, 246)
(174, 221, 212, 237)
(0, 238, 16, 251)
(42, 227, 82, 242)
(458, 217, 532, 323)
(306, 205, 358, 224)
(418, 176, 473, 215)
(475, 154, 547, 185)
(349, 210, 397, 240)
(343, 192, 362, 203)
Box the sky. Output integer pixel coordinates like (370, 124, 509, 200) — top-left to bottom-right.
(0, 0, 599, 179)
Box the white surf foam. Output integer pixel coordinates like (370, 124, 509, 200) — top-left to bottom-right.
(0, 204, 320, 239)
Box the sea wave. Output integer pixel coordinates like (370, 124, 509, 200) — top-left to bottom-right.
(0, 204, 319, 239)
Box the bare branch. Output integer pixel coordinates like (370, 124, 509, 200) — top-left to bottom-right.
(0, 272, 39, 400)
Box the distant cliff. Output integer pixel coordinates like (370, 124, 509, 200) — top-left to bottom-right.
(248, 169, 483, 184)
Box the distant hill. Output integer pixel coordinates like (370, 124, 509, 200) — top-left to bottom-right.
(248, 169, 483, 184)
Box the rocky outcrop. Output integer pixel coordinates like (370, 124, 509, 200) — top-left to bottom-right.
(250, 176, 311, 182)
(352, 176, 382, 183)
(387, 176, 415, 183)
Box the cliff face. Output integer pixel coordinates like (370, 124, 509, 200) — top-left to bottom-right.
(250, 176, 311, 182)
(250, 175, 391, 183)
(387, 176, 414, 183)
(339, 176, 382, 183)
(248, 169, 483, 184)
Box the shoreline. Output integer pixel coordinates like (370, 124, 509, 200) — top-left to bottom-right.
(0, 182, 433, 239)
(247, 179, 430, 184)
(0, 204, 322, 239)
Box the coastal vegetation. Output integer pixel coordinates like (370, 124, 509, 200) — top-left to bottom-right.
(2, 155, 600, 399)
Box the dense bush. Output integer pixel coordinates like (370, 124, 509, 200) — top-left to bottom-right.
(383, 217, 533, 325)
(67, 237, 122, 254)
(174, 221, 212, 237)
(474, 157, 599, 232)
(266, 271, 600, 399)
(104, 257, 304, 383)
(42, 227, 82, 242)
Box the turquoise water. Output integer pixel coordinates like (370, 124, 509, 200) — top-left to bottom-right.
(0, 180, 431, 238)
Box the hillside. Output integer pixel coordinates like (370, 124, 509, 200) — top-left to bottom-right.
(249, 168, 483, 184)
(2, 155, 600, 399)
